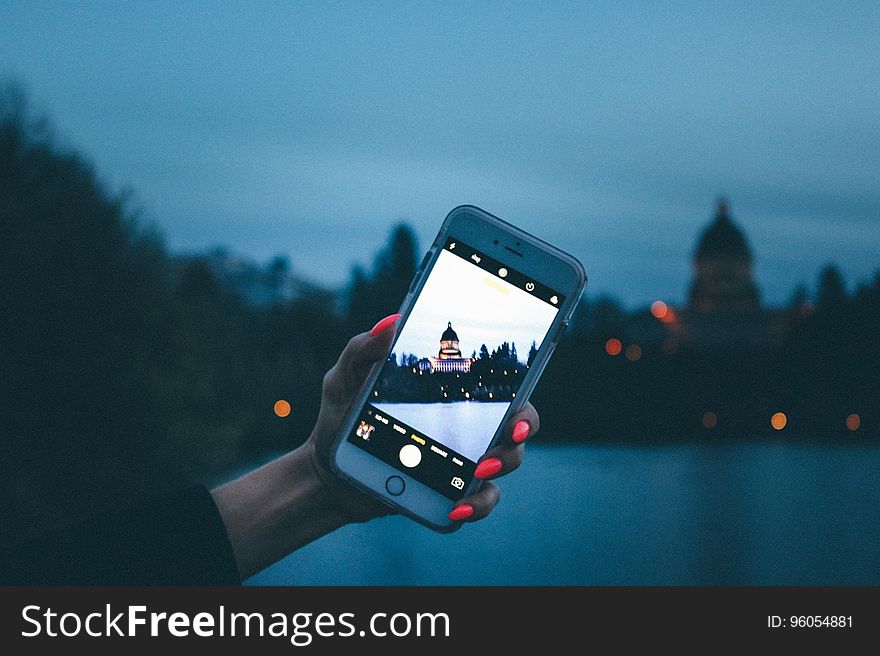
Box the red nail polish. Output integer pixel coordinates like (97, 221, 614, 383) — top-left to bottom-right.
(448, 504, 474, 521)
(512, 420, 530, 443)
(474, 457, 502, 479)
(370, 314, 401, 337)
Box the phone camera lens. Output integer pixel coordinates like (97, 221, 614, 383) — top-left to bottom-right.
(493, 239, 499, 245)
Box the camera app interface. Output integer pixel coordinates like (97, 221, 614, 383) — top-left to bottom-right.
(347, 237, 562, 499)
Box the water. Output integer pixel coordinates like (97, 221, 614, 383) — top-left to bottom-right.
(245, 443, 880, 585)
(373, 401, 509, 462)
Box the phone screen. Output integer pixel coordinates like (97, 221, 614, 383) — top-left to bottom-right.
(347, 237, 563, 499)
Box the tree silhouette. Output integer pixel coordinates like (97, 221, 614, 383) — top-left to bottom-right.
(817, 264, 847, 314)
(527, 341, 539, 367)
(1, 83, 177, 535)
(346, 223, 418, 329)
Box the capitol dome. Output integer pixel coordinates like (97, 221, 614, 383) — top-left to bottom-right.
(688, 198, 760, 312)
(695, 198, 753, 262)
(429, 321, 473, 373)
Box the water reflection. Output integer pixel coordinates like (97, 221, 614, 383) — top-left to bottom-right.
(246, 443, 880, 585)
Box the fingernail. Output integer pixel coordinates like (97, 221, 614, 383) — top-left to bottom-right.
(370, 314, 401, 337)
(512, 420, 531, 444)
(448, 504, 474, 521)
(474, 457, 502, 479)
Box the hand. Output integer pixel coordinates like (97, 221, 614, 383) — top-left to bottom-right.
(213, 313, 539, 579)
(306, 313, 539, 525)
(446, 400, 538, 523)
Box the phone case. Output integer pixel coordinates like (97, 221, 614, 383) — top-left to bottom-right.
(331, 205, 587, 531)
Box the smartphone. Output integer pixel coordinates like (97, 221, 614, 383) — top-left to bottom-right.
(331, 205, 586, 531)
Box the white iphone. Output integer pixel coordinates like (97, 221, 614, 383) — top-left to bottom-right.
(331, 205, 586, 531)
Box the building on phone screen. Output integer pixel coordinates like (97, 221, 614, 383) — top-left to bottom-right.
(426, 322, 475, 373)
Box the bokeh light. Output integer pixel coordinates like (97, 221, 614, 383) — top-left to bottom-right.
(846, 413, 861, 431)
(605, 338, 622, 356)
(274, 399, 291, 417)
(625, 344, 642, 361)
(660, 307, 678, 324)
(771, 412, 787, 430)
(702, 411, 718, 429)
(651, 300, 668, 319)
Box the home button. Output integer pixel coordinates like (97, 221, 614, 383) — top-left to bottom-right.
(385, 475, 405, 496)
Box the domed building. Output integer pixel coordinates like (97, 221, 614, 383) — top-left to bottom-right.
(688, 199, 760, 313)
(672, 198, 788, 348)
(428, 322, 474, 373)
(625, 198, 790, 351)
(439, 322, 463, 358)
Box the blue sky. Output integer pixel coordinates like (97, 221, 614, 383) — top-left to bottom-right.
(1, 1, 878, 306)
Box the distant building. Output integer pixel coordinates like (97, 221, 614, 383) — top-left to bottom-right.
(688, 198, 760, 313)
(427, 322, 474, 373)
(671, 199, 788, 348)
(628, 199, 790, 350)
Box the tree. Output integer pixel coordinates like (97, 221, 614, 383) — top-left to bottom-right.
(498, 342, 510, 360)
(379, 223, 418, 281)
(267, 255, 289, 294)
(346, 264, 372, 328)
(788, 284, 808, 309)
(527, 341, 539, 367)
(346, 223, 419, 328)
(0, 83, 179, 534)
(589, 295, 626, 335)
(817, 265, 847, 314)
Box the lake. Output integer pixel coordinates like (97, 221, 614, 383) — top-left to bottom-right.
(245, 442, 880, 585)
(373, 401, 510, 462)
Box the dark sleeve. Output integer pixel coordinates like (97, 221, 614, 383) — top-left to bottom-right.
(0, 485, 241, 585)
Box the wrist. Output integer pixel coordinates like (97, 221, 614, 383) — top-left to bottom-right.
(281, 444, 353, 528)
(300, 440, 355, 524)
(211, 445, 351, 580)
(304, 436, 390, 524)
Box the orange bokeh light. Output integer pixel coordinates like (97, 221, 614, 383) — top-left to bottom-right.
(770, 412, 787, 430)
(274, 399, 291, 418)
(605, 338, 622, 356)
(651, 300, 668, 319)
(660, 307, 677, 324)
(846, 413, 861, 431)
(625, 344, 642, 361)
(701, 411, 718, 429)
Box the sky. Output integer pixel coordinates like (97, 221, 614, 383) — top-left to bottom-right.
(1, 1, 878, 307)
(388, 248, 558, 362)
